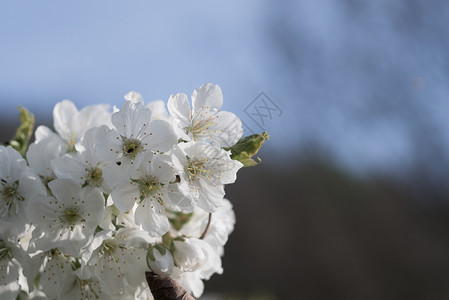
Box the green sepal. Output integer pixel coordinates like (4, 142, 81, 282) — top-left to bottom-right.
(147, 244, 156, 262)
(110, 205, 120, 217)
(9, 106, 35, 157)
(162, 232, 172, 248)
(16, 291, 28, 300)
(154, 244, 167, 256)
(33, 272, 41, 288)
(162, 232, 177, 254)
(168, 212, 193, 231)
(115, 225, 125, 230)
(71, 258, 81, 271)
(224, 132, 269, 167)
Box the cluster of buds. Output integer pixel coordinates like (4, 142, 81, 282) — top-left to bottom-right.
(0, 84, 267, 299)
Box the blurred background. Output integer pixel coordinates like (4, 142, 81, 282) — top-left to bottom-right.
(2, 0, 449, 299)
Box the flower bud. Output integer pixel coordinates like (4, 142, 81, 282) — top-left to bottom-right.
(173, 238, 210, 272)
(147, 244, 174, 276)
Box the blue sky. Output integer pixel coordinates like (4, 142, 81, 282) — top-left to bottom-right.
(0, 1, 284, 147)
(1, 1, 448, 174)
(0, 1, 268, 110)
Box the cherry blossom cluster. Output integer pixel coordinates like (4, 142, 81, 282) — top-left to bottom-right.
(0, 84, 244, 299)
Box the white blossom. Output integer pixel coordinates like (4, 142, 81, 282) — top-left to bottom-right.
(3, 84, 250, 299)
(147, 100, 172, 123)
(83, 229, 149, 296)
(0, 146, 45, 233)
(27, 133, 67, 192)
(26, 179, 105, 257)
(24, 249, 77, 299)
(171, 267, 204, 298)
(0, 221, 27, 300)
(167, 83, 243, 147)
(173, 238, 214, 272)
(96, 98, 177, 187)
(180, 198, 235, 255)
(147, 245, 174, 276)
(53, 99, 112, 150)
(88, 241, 146, 296)
(110, 151, 192, 236)
(51, 126, 112, 193)
(172, 141, 243, 213)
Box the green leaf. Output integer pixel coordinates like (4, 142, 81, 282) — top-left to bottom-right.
(225, 132, 269, 167)
(9, 106, 35, 157)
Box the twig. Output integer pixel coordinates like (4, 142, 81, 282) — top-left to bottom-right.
(146, 272, 195, 300)
(199, 213, 212, 240)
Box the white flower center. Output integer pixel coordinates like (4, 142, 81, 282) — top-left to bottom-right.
(99, 239, 118, 262)
(186, 157, 211, 182)
(58, 206, 85, 230)
(134, 175, 162, 199)
(121, 136, 144, 159)
(84, 165, 103, 188)
(187, 108, 216, 140)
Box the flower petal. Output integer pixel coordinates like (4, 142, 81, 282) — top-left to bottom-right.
(134, 198, 169, 236)
(112, 100, 151, 137)
(51, 154, 86, 185)
(110, 181, 140, 213)
(124, 91, 144, 103)
(197, 181, 225, 213)
(191, 83, 223, 112)
(95, 126, 122, 162)
(147, 100, 170, 122)
(164, 183, 194, 212)
(167, 93, 191, 128)
(53, 100, 78, 142)
(0, 146, 27, 183)
(48, 178, 81, 204)
(142, 120, 177, 152)
(208, 111, 243, 147)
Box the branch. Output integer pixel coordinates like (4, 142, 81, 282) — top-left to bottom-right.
(199, 213, 212, 240)
(146, 271, 195, 300)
